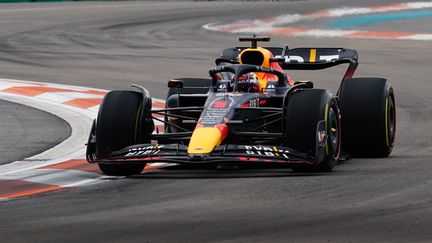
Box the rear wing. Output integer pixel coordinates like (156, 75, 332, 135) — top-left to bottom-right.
(278, 48, 358, 80)
(217, 47, 358, 81)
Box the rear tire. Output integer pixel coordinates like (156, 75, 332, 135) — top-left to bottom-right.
(96, 90, 153, 176)
(339, 78, 396, 157)
(284, 89, 341, 172)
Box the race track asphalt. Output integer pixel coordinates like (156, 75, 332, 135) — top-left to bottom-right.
(0, 1, 431, 242)
(0, 100, 70, 165)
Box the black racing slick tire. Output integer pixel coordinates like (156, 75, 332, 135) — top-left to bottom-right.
(96, 90, 153, 176)
(284, 89, 341, 172)
(339, 78, 396, 157)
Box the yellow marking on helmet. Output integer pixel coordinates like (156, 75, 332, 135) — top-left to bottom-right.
(309, 49, 317, 63)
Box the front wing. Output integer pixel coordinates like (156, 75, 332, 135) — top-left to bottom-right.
(93, 144, 316, 166)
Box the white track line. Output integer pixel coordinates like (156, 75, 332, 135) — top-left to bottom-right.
(203, 1, 432, 41)
(0, 88, 94, 174)
(0, 78, 166, 198)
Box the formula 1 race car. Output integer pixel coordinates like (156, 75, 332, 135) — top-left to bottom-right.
(86, 35, 396, 176)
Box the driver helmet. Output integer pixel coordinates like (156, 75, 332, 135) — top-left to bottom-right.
(237, 72, 260, 92)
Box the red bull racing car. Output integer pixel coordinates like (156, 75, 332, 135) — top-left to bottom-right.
(86, 36, 396, 176)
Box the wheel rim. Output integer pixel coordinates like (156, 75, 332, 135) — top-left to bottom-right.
(387, 91, 396, 145)
(328, 103, 341, 159)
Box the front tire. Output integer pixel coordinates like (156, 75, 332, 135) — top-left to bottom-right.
(284, 89, 341, 172)
(96, 90, 153, 176)
(98, 163, 144, 177)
